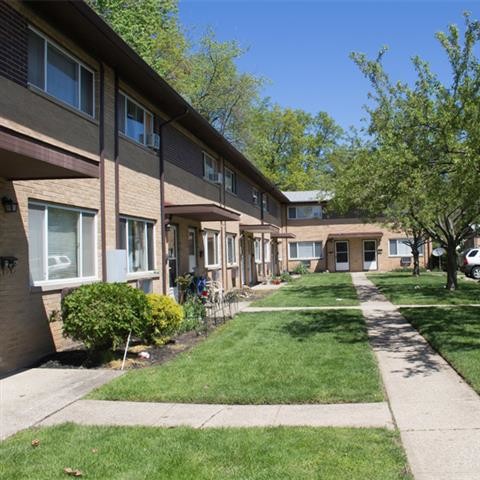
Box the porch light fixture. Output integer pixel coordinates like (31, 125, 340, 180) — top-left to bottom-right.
(2, 197, 18, 213)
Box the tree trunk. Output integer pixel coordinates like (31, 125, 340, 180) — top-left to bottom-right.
(412, 250, 420, 276)
(445, 242, 458, 291)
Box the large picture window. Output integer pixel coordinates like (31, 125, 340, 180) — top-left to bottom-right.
(203, 230, 220, 268)
(28, 28, 94, 116)
(389, 239, 424, 257)
(289, 241, 322, 260)
(288, 205, 322, 220)
(118, 92, 153, 146)
(28, 202, 96, 284)
(119, 217, 155, 273)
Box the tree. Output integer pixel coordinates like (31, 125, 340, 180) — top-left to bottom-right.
(246, 101, 343, 190)
(332, 15, 480, 290)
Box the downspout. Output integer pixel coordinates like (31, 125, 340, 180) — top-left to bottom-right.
(159, 109, 189, 294)
(220, 157, 227, 288)
(99, 63, 107, 281)
(261, 192, 266, 279)
(114, 70, 120, 249)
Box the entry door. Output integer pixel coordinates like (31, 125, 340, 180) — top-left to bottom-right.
(188, 228, 197, 273)
(167, 225, 178, 293)
(335, 241, 349, 271)
(363, 240, 377, 270)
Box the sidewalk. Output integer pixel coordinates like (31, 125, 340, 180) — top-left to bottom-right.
(352, 272, 480, 480)
(0, 368, 122, 440)
(39, 399, 393, 430)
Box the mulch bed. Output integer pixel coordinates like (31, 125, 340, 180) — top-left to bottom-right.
(36, 290, 275, 371)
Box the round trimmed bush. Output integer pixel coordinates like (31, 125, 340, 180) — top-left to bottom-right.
(62, 282, 150, 351)
(145, 294, 184, 345)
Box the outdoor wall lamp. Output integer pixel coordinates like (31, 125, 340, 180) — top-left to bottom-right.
(2, 196, 18, 213)
(0, 256, 18, 274)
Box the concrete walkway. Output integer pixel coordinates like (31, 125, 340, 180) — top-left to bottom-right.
(39, 399, 393, 430)
(0, 368, 122, 440)
(352, 272, 480, 480)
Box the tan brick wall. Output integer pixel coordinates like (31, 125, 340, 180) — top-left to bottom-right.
(286, 216, 430, 273)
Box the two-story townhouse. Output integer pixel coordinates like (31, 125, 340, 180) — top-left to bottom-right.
(0, 0, 289, 375)
(282, 191, 431, 273)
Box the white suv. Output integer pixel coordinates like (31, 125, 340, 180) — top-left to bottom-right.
(461, 248, 480, 279)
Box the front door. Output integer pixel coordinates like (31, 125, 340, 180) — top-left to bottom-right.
(167, 225, 178, 296)
(188, 228, 197, 273)
(363, 240, 377, 270)
(335, 241, 349, 271)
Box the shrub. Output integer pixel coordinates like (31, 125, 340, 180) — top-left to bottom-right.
(62, 282, 150, 352)
(293, 263, 309, 275)
(146, 294, 184, 345)
(181, 294, 206, 333)
(280, 272, 292, 282)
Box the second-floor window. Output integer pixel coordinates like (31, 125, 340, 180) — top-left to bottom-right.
(288, 205, 322, 220)
(28, 28, 94, 117)
(118, 92, 154, 146)
(203, 153, 220, 183)
(225, 167, 237, 194)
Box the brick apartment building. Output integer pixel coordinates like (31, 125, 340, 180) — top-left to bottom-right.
(0, 1, 427, 375)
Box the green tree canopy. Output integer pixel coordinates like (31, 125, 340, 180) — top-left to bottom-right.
(331, 14, 480, 289)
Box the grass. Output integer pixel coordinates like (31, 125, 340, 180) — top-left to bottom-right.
(251, 273, 360, 307)
(368, 272, 480, 305)
(90, 310, 383, 404)
(400, 306, 480, 394)
(0, 424, 412, 480)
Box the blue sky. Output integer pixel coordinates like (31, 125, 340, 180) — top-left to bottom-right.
(179, 0, 480, 131)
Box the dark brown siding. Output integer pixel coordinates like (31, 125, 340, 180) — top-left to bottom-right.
(237, 174, 254, 204)
(0, 3, 28, 87)
(269, 197, 279, 217)
(163, 124, 204, 177)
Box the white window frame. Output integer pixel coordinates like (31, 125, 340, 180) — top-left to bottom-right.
(254, 238, 262, 264)
(27, 26, 95, 117)
(288, 241, 323, 260)
(264, 239, 271, 263)
(118, 91, 154, 146)
(203, 230, 221, 268)
(252, 188, 260, 207)
(388, 238, 424, 257)
(203, 153, 220, 183)
(120, 216, 156, 274)
(28, 201, 98, 287)
(226, 234, 237, 265)
(225, 167, 237, 194)
(288, 205, 322, 220)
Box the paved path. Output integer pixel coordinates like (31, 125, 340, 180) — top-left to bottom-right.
(352, 272, 480, 480)
(0, 368, 122, 440)
(39, 399, 393, 429)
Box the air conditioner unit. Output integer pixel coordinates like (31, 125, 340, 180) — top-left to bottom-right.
(208, 172, 222, 184)
(252, 193, 258, 203)
(146, 133, 160, 150)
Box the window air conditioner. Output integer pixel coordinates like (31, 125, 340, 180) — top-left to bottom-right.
(146, 133, 160, 150)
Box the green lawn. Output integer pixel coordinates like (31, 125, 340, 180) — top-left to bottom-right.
(252, 273, 360, 307)
(368, 272, 480, 305)
(1, 424, 412, 480)
(90, 310, 383, 404)
(400, 306, 480, 394)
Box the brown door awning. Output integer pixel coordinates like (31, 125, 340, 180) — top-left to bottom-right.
(165, 204, 240, 222)
(0, 127, 99, 180)
(328, 232, 383, 240)
(271, 232, 296, 239)
(240, 223, 280, 234)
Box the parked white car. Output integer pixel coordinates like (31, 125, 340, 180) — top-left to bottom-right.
(460, 248, 480, 280)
